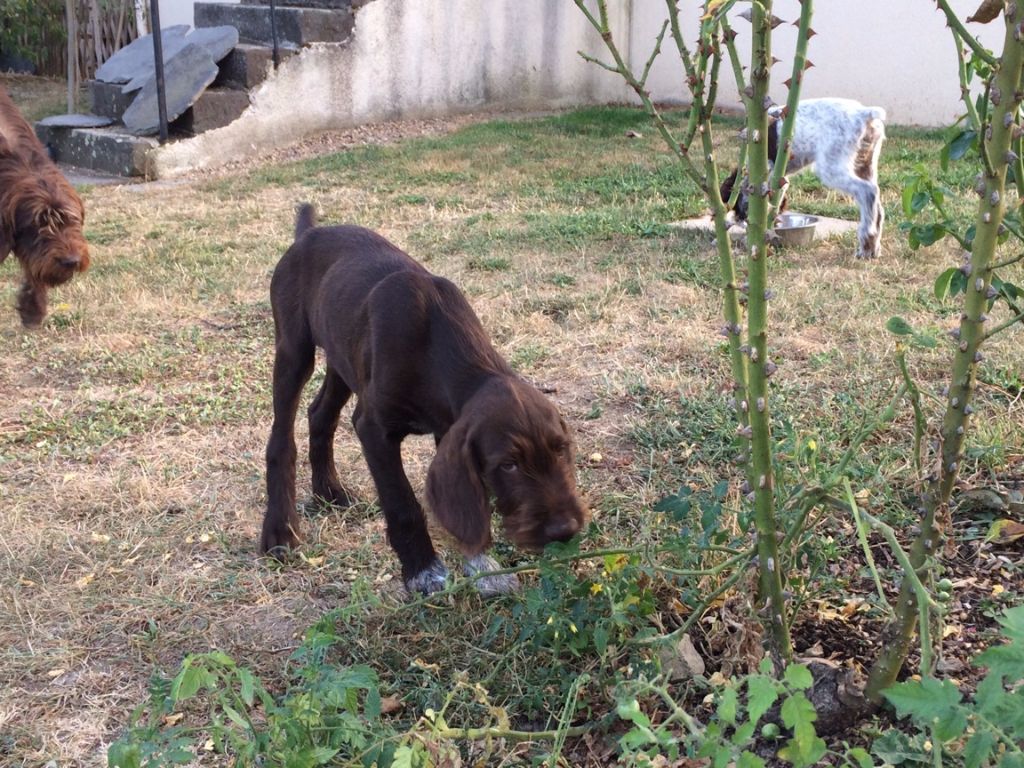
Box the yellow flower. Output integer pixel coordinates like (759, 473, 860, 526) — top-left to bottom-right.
(590, 582, 604, 595)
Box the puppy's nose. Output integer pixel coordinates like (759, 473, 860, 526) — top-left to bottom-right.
(544, 517, 581, 543)
(59, 254, 81, 269)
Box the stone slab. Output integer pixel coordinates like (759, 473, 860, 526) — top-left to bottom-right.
(194, 3, 353, 48)
(121, 25, 239, 93)
(35, 124, 157, 177)
(88, 79, 137, 120)
(61, 165, 134, 187)
(122, 43, 219, 136)
(94, 25, 190, 84)
(173, 88, 250, 135)
(37, 113, 113, 128)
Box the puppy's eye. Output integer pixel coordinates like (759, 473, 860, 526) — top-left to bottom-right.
(500, 460, 518, 473)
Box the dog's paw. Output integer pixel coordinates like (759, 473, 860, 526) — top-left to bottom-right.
(464, 554, 520, 598)
(260, 523, 301, 561)
(405, 559, 450, 595)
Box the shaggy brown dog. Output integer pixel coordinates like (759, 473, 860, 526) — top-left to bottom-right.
(0, 86, 90, 327)
(262, 205, 587, 595)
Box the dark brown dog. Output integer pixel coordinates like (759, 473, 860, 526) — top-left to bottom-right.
(0, 86, 90, 327)
(262, 205, 587, 595)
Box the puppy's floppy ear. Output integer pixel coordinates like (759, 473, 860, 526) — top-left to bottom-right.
(426, 417, 492, 555)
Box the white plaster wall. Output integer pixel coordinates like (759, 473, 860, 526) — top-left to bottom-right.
(153, 0, 634, 176)
(632, 0, 1006, 126)
(154, 0, 1006, 176)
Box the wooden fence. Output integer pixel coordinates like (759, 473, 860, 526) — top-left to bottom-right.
(3, 0, 142, 80)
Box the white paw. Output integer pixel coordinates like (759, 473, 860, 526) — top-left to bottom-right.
(405, 559, 450, 595)
(464, 554, 520, 598)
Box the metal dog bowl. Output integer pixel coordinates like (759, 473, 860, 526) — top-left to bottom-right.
(773, 212, 819, 247)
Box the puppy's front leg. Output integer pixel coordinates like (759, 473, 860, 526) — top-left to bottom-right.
(464, 554, 520, 598)
(352, 404, 448, 594)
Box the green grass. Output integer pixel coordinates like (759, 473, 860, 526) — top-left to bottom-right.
(1, 98, 1021, 766)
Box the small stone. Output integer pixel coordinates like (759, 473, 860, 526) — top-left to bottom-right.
(658, 633, 706, 680)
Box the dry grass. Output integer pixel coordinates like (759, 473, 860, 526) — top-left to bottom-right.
(1, 84, 1022, 765)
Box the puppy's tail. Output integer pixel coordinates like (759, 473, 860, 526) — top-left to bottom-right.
(295, 203, 317, 239)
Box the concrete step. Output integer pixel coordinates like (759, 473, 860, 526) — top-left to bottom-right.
(194, 3, 353, 48)
(35, 123, 156, 177)
(249, 0, 351, 9)
(173, 87, 251, 135)
(87, 76, 251, 135)
(212, 43, 294, 89)
(88, 79, 136, 120)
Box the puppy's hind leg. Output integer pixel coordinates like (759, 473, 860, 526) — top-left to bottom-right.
(308, 367, 357, 507)
(262, 340, 315, 556)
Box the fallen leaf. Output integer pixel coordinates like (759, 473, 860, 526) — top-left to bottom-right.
(380, 695, 403, 714)
(75, 573, 95, 589)
(985, 518, 1024, 544)
(966, 0, 1004, 23)
(163, 713, 184, 726)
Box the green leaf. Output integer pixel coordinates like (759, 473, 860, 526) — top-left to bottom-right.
(390, 745, 417, 768)
(365, 686, 382, 720)
(902, 184, 918, 218)
(871, 729, 929, 765)
(846, 747, 874, 768)
(935, 267, 958, 301)
(747, 674, 778, 724)
(883, 677, 962, 722)
(238, 667, 256, 707)
(780, 693, 818, 730)
(933, 705, 968, 742)
(738, 752, 767, 768)
(733, 720, 756, 746)
(593, 623, 609, 655)
(778, 723, 827, 768)
(783, 664, 814, 691)
(962, 730, 997, 768)
(617, 698, 652, 729)
(107, 742, 142, 768)
(222, 703, 249, 730)
(911, 223, 947, 247)
(718, 685, 739, 726)
(309, 746, 340, 765)
(947, 129, 978, 164)
(886, 316, 914, 336)
(171, 664, 204, 702)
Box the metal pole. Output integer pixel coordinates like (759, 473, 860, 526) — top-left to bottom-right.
(148, 0, 169, 143)
(66, 0, 76, 113)
(269, 0, 280, 69)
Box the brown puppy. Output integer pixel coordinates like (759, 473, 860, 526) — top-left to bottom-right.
(0, 86, 90, 327)
(262, 204, 587, 595)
